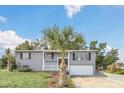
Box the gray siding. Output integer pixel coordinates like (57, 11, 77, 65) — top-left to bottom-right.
(69, 51, 96, 75)
(15, 50, 96, 74)
(16, 51, 43, 71)
(69, 52, 96, 65)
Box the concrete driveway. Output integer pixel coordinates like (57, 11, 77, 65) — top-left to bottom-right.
(72, 76, 124, 88)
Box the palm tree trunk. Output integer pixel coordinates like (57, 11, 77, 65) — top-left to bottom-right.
(7, 59, 11, 71)
(59, 57, 67, 87)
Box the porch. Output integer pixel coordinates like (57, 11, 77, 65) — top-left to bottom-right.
(42, 51, 94, 71)
(42, 51, 69, 70)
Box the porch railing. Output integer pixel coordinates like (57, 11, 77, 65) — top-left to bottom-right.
(44, 65, 58, 70)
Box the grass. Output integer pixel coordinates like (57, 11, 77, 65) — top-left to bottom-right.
(114, 69, 124, 74)
(0, 70, 49, 88)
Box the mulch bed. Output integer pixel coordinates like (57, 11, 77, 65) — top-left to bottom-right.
(47, 72, 59, 88)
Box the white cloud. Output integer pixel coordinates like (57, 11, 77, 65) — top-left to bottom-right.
(118, 50, 124, 62)
(0, 30, 29, 50)
(0, 16, 7, 23)
(64, 6, 124, 18)
(105, 45, 112, 52)
(65, 5, 84, 18)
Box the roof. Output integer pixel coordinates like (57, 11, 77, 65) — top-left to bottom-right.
(15, 49, 97, 53)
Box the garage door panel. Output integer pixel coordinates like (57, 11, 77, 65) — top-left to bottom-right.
(70, 66, 93, 75)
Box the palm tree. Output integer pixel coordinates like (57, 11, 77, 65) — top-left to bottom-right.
(89, 40, 98, 50)
(16, 40, 33, 50)
(43, 25, 85, 87)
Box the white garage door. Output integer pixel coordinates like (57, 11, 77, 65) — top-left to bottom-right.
(70, 65, 93, 75)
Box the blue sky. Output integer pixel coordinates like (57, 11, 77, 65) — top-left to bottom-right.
(0, 5, 124, 61)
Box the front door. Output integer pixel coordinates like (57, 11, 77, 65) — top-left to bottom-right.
(57, 57, 69, 70)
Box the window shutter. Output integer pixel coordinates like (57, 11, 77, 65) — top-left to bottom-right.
(89, 52, 91, 61)
(20, 52, 23, 59)
(51, 52, 54, 59)
(73, 52, 75, 61)
(29, 53, 31, 59)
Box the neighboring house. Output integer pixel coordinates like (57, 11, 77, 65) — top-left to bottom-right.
(15, 50, 97, 76)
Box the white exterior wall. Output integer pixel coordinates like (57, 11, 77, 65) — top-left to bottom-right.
(16, 52, 43, 71)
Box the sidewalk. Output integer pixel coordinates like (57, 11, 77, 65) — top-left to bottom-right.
(103, 72, 124, 83)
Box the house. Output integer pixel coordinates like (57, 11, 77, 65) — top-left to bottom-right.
(15, 50, 97, 76)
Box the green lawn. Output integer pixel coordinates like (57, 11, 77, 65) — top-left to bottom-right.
(0, 70, 49, 88)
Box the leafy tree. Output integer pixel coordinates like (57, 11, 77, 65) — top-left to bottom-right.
(6, 48, 16, 71)
(104, 48, 119, 69)
(0, 48, 15, 71)
(96, 43, 107, 68)
(43, 25, 85, 87)
(89, 40, 119, 70)
(89, 41, 108, 69)
(16, 40, 33, 50)
(0, 55, 7, 69)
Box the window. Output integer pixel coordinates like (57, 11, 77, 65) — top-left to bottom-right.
(29, 53, 31, 59)
(23, 65, 29, 69)
(51, 52, 54, 59)
(89, 52, 91, 61)
(73, 52, 75, 61)
(20, 52, 23, 59)
(23, 53, 29, 59)
(76, 52, 84, 61)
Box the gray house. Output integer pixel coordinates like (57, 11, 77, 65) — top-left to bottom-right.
(15, 50, 97, 76)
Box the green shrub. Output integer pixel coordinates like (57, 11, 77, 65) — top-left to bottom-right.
(106, 63, 124, 74)
(0, 61, 7, 69)
(18, 68, 32, 72)
(106, 63, 118, 73)
(65, 75, 75, 88)
(11, 63, 17, 70)
(9, 63, 17, 71)
(114, 69, 124, 74)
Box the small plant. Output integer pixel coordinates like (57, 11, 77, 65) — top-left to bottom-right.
(65, 75, 75, 88)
